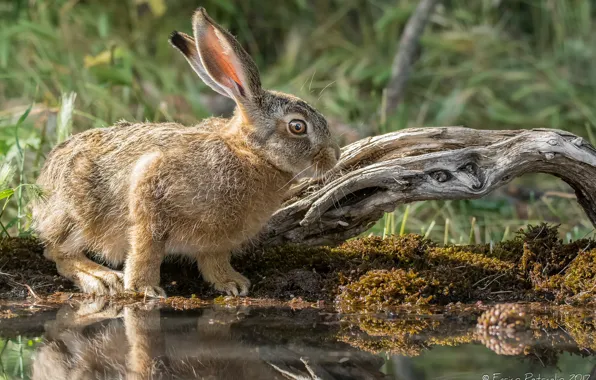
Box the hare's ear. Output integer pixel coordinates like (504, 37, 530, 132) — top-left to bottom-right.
(190, 7, 262, 104)
(169, 31, 230, 98)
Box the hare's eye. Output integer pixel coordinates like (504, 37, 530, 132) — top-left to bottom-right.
(288, 119, 307, 135)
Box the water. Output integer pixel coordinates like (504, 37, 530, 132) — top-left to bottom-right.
(0, 300, 595, 379)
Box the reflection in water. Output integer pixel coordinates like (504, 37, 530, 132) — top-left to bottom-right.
(0, 301, 595, 379)
(30, 300, 386, 379)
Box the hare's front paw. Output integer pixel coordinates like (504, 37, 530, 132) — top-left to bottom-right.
(76, 269, 124, 296)
(126, 285, 167, 299)
(212, 273, 251, 297)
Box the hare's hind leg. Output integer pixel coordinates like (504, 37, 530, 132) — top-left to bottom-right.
(46, 230, 124, 295)
(196, 252, 250, 296)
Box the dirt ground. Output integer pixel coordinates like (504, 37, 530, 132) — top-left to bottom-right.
(1, 224, 595, 311)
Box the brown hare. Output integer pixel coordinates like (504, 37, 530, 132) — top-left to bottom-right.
(32, 7, 339, 298)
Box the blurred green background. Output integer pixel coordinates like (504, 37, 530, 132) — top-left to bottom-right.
(0, 0, 595, 243)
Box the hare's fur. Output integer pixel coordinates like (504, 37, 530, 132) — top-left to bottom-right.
(35, 118, 284, 295)
(32, 8, 338, 297)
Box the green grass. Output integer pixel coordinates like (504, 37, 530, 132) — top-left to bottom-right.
(0, 337, 41, 380)
(0, 0, 595, 241)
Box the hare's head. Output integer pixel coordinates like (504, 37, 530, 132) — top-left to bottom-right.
(170, 8, 339, 178)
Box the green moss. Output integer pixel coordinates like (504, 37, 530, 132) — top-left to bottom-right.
(336, 269, 443, 311)
(520, 224, 593, 279)
(335, 234, 435, 264)
(3, 224, 596, 310)
(560, 249, 596, 302)
(334, 240, 530, 311)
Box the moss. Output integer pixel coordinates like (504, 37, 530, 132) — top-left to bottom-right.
(239, 234, 435, 301)
(519, 224, 594, 288)
(450, 239, 525, 263)
(560, 249, 596, 303)
(336, 234, 435, 264)
(336, 269, 442, 311)
(334, 246, 530, 311)
(3, 224, 596, 310)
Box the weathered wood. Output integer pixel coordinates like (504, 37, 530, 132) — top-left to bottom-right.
(256, 127, 596, 247)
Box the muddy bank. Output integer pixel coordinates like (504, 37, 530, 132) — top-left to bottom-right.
(1, 224, 596, 310)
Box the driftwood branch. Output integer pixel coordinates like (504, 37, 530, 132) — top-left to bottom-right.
(256, 127, 596, 247)
(383, 0, 439, 115)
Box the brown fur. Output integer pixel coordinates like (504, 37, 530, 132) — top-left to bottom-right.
(32, 8, 338, 297)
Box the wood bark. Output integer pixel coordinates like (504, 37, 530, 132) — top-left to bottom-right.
(256, 127, 596, 247)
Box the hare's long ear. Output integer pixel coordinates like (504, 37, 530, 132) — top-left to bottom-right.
(191, 7, 262, 105)
(169, 31, 230, 98)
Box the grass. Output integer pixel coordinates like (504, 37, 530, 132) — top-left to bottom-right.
(0, 337, 41, 380)
(0, 0, 595, 241)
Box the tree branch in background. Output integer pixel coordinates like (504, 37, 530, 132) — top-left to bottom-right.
(383, 0, 440, 116)
(255, 127, 596, 247)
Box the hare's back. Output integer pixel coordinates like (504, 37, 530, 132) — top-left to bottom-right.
(38, 122, 205, 188)
(33, 122, 218, 246)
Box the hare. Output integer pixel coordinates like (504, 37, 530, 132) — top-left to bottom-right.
(32, 8, 339, 298)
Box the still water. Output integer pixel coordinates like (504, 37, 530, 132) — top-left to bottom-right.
(0, 300, 595, 379)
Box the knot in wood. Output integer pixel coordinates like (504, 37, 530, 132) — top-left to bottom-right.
(461, 162, 478, 175)
(430, 170, 451, 183)
(572, 137, 584, 146)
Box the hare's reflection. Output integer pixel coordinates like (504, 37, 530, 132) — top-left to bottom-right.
(31, 300, 284, 379)
(31, 300, 387, 380)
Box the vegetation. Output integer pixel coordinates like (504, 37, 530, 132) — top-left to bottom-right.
(1, 0, 596, 242)
(1, 224, 595, 311)
(3, 2, 596, 372)
(0, 336, 42, 380)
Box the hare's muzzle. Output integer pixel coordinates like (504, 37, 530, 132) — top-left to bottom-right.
(313, 145, 340, 177)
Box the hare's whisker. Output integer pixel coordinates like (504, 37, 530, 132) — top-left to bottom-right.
(278, 163, 314, 191)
